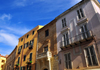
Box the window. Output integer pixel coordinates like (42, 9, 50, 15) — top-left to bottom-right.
(65, 53, 72, 69)
(27, 42, 29, 47)
(62, 33, 69, 47)
(62, 18, 67, 28)
(18, 46, 22, 53)
(32, 31, 35, 35)
(85, 46, 98, 66)
(77, 8, 84, 19)
(27, 34, 29, 38)
(30, 53, 32, 61)
(30, 39, 34, 45)
(45, 29, 49, 37)
(80, 24, 89, 39)
(18, 57, 20, 64)
(21, 38, 23, 42)
(24, 42, 29, 48)
(44, 46, 48, 52)
(23, 55, 26, 61)
(1, 65, 3, 68)
(27, 66, 31, 70)
(2, 60, 5, 63)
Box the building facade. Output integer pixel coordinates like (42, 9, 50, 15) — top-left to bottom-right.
(14, 25, 43, 70)
(5, 46, 17, 70)
(36, 19, 58, 70)
(0, 54, 7, 70)
(56, 0, 100, 70)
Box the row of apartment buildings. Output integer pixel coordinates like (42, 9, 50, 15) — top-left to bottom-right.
(4, 0, 100, 70)
(0, 54, 7, 70)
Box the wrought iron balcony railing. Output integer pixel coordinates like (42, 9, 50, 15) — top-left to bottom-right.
(15, 61, 19, 67)
(29, 44, 33, 49)
(37, 51, 52, 59)
(60, 30, 94, 48)
(26, 58, 32, 64)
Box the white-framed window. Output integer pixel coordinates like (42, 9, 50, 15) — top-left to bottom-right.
(80, 24, 90, 39)
(64, 53, 72, 69)
(84, 45, 98, 66)
(77, 8, 84, 19)
(62, 32, 69, 47)
(62, 18, 67, 28)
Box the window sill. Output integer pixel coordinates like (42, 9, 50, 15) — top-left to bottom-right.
(61, 26, 70, 34)
(77, 17, 88, 25)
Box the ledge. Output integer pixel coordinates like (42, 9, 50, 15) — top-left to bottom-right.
(77, 17, 88, 25)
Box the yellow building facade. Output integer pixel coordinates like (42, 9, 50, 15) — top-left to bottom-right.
(0, 55, 6, 70)
(14, 25, 43, 70)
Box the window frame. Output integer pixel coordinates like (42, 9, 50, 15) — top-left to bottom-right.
(84, 45, 99, 67)
(64, 52, 72, 69)
(62, 18, 67, 28)
(77, 8, 85, 20)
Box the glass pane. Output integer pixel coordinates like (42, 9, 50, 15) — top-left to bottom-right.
(63, 35, 66, 46)
(77, 10, 81, 19)
(66, 62, 68, 69)
(65, 54, 68, 61)
(87, 57, 92, 66)
(85, 48, 89, 56)
(81, 26, 86, 39)
(90, 46, 95, 55)
(80, 8, 84, 17)
(68, 53, 71, 60)
(69, 61, 72, 69)
(92, 56, 98, 66)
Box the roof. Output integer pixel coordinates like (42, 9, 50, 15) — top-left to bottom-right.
(38, 19, 57, 32)
(0, 54, 8, 58)
(6, 46, 17, 59)
(55, 0, 100, 19)
(19, 25, 43, 39)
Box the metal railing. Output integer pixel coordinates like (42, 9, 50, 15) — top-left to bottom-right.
(60, 30, 93, 48)
(37, 52, 47, 58)
(15, 61, 19, 66)
(29, 44, 33, 49)
(26, 58, 32, 64)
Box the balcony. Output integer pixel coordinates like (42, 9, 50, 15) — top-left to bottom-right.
(29, 45, 33, 49)
(26, 58, 32, 64)
(15, 61, 19, 67)
(60, 30, 94, 49)
(18, 51, 21, 54)
(37, 51, 52, 59)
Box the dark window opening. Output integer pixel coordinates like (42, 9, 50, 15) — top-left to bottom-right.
(62, 18, 67, 28)
(45, 29, 49, 37)
(44, 46, 48, 52)
(27, 34, 29, 38)
(30, 53, 32, 61)
(24, 55, 26, 61)
(21, 38, 23, 42)
(65, 53, 72, 69)
(32, 31, 35, 35)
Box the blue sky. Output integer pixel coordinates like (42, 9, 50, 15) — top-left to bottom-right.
(0, 0, 100, 56)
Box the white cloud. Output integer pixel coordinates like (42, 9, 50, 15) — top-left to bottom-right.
(0, 14, 12, 20)
(0, 32, 18, 47)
